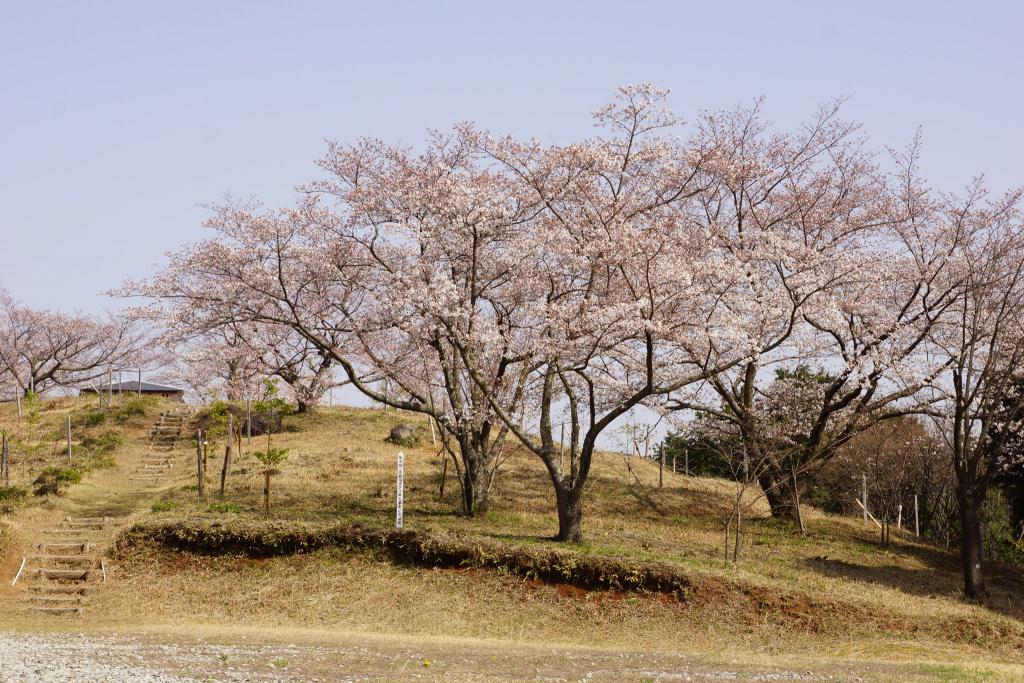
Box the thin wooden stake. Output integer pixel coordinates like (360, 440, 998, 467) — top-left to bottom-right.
(11, 557, 26, 586)
(2, 432, 9, 487)
(914, 494, 920, 537)
(220, 414, 233, 497)
(438, 454, 448, 500)
(196, 429, 204, 499)
(66, 415, 72, 464)
(429, 417, 436, 447)
(862, 473, 868, 526)
(263, 471, 271, 518)
(658, 441, 664, 489)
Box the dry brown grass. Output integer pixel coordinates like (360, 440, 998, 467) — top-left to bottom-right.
(3, 398, 1024, 678)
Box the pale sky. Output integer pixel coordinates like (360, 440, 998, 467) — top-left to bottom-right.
(2, 0, 1021, 315)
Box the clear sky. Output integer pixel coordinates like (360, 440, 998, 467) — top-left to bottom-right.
(2, 0, 1022, 314)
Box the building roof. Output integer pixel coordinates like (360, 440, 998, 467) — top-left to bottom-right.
(91, 381, 184, 393)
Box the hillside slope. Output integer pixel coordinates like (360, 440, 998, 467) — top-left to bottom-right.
(1, 399, 1023, 681)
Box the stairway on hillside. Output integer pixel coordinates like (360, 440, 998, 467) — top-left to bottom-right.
(15, 517, 111, 616)
(132, 408, 191, 486)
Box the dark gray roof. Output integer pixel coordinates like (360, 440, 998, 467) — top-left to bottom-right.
(96, 381, 183, 393)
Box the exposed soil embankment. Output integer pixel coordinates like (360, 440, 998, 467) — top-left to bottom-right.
(117, 520, 698, 595)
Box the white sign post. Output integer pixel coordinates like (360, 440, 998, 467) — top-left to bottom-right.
(396, 451, 405, 529)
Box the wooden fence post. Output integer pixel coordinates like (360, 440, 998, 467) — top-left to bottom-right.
(914, 494, 920, 538)
(659, 441, 665, 489)
(220, 415, 233, 497)
(66, 415, 72, 464)
(2, 432, 9, 487)
(196, 429, 204, 499)
(15, 389, 21, 419)
(862, 473, 868, 526)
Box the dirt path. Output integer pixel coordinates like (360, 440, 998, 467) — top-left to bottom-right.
(0, 413, 187, 619)
(0, 627, 990, 682)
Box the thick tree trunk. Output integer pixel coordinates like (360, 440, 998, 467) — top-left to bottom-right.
(758, 470, 792, 517)
(757, 468, 806, 526)
(457, 444, 492, 517)
(555, 487, 583, 542)
(959, 495, 987, 600)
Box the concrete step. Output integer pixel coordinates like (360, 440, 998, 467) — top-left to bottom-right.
(28, 606, 83, 615)
(30, 568, 90, 581)
(40, 529, 91, 536)
(65, 517, 107, 524)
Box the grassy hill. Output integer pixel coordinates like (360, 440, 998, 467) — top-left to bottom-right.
(1, 396, 1023, 681)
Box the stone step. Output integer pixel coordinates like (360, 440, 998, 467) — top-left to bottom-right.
(28, 606, 83, 615)
(27, 555, 95, 566)
(27, 585, 89, 595)
(62, 521, 104, 530)
(65, 517, 107, 524)
(40, 529, 91, 536)
(37, 543, 89, 552)
(30, 568, 90, 581)
(24, 595, 87, 605)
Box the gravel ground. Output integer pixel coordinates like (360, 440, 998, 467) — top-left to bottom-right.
(0, 630, 964, 682)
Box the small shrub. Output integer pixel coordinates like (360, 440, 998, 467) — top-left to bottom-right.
(0, 486, 29, 513)
(73, 410, 107, 428)
(151, 500, 181, 513)
(81, 430, 123, 453)
(33, 467, 83, 496)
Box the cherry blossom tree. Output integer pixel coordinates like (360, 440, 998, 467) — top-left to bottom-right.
(0, 288, 145, 398)
(665, 117, 958, 527)
(926, 182, 1024, 599)
(455, 85, 760, 541)
(127, 133, 537, 516)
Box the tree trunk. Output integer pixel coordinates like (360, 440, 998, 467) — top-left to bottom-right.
(761, 479, 788, 518)
(555, 486, 583, 542)
(757, 466, 808, 527)
(264, 471, 272, 518)
(959, 494, 987, 600)
(455, 440, 494, 517)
